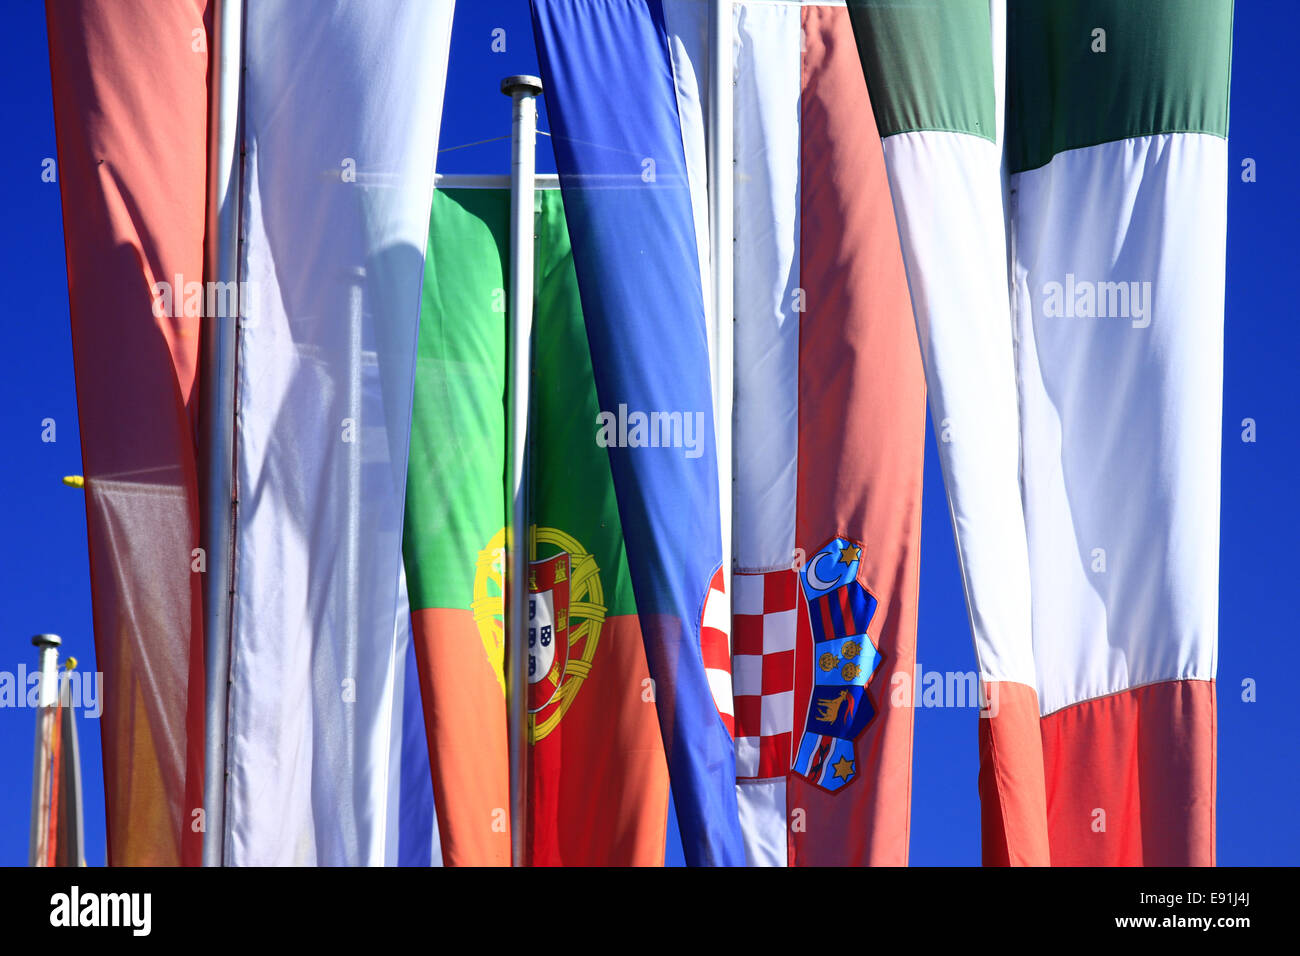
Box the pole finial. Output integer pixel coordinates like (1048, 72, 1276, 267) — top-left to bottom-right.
(501, 74, 543, 97)
(32, 634, 62, 649)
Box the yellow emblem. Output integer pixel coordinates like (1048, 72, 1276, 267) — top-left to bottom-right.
(841, 662, 861, 682)
(815, 689, 852, 724)
(472, 525, 605, 743)
(831, 755, 855, 782)
(472, 528, 509, 698)
(841, 640, 861, 660)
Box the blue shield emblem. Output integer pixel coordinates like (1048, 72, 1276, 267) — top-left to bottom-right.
(792, 537, 882, 791)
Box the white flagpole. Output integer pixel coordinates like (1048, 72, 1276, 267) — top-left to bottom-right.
(201, 0, 245, 867)
(29, 634, 61, 867)
(709, 2, 735, 600)
(502, 74, 543, 868)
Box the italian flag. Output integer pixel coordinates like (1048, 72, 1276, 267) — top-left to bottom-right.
(851, 0, 1231, 865)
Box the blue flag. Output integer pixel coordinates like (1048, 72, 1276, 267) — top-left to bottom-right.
(531, 0, 745, 866)
(398, 635, 439, 866)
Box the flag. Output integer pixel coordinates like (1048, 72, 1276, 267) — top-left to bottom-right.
(45, 0, 209, 866)
(220, 0, 455, 865)
(728, 2, 926, 866)
(52, 669, 87, 868)
(529, 187, 674, 865)
(390, 572, 442, 867)
(850, 0, 1231, 865)
(403, 186, 511, 866)
(407, 184, 675, 866)
(531, 0, 745, 866)
(30, 651, 87, 868)
(848, 0, 1044, 866)
(1006, 0, 1229, 866)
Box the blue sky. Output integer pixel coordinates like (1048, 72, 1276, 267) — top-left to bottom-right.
(1, 3, 1294, 866)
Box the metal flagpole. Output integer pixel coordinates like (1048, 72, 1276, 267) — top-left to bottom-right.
(29, 634, 61, 866)
(200, 0, 245, 867)
(709, 2, 736, 599)
(501, 74, 542, 868)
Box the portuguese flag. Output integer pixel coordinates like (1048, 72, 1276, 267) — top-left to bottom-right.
(404, 186, 670, 866)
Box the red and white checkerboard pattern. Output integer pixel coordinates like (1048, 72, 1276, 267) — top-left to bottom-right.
(731, 568, 799, 779)
(699, 567, 734, 737)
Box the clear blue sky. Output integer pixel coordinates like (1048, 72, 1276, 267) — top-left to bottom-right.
(1, 3, 1294, 866)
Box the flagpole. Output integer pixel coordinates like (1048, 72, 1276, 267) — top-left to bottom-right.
(502, 74, 543, 868)
(29, 634, 61, 866)
(709, 1, 735, 601)
(200, 0, 245, 867)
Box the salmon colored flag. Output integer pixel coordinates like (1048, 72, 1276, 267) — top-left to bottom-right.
(46, 0, 209, 866)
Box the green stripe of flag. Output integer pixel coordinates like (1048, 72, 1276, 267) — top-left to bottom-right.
(403, 189, 509, 611)
(1008, 0, 1233, 173)
(404, 188, 635, 618)
(848, 0, 997, 142)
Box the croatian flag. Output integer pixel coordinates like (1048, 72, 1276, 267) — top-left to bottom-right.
(531, 0, 745, 866)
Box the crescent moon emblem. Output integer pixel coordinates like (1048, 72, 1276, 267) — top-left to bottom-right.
(806, 550, 842, 592)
